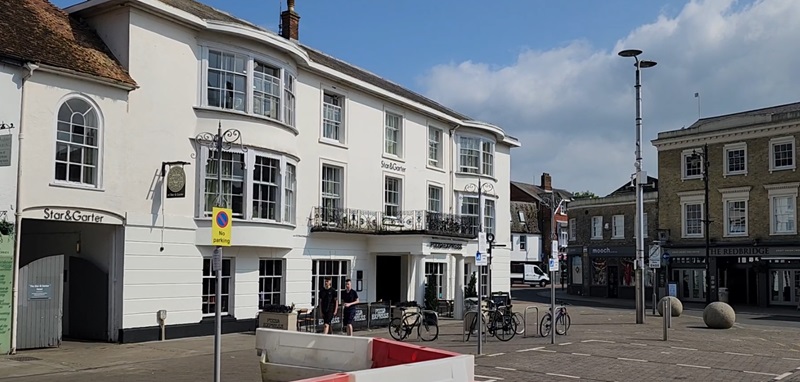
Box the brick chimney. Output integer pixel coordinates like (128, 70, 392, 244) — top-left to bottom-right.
(280, 0, 300, 40)
(540, 172, 552, 191)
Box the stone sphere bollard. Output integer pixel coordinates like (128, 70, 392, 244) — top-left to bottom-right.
(703, 301, 736, 329)
(657, 296, 683, 317)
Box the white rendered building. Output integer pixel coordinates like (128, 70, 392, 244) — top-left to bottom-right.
(7, 0, 519, 347)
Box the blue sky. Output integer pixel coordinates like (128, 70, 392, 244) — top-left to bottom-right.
(55, 0, 800, 195)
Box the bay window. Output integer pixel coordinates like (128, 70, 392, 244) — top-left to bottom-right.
(198, 146, 297, 223)
(459, 194, 495, 235)
(201, 46, 297, 127)
(458, 136, 495, 177)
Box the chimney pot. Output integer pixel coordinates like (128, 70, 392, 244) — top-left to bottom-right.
(280, 0, 300, 40)
(541, 172, 552, 191)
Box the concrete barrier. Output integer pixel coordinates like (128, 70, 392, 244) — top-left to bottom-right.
(349, 354, 474, 382)
(255, 328, 372, 371)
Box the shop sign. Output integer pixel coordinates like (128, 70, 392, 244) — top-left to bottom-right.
(430, 242, 463, 250)
(380, 160, 406, 173)
(43, 208, 106, 223)
(588, 246, 635, 256)
(665, 246, 800, 257)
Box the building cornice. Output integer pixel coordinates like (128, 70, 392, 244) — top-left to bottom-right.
(764, 182, 800, 191)
(569, 191, 658, 209)
(651, 121, 800, 151)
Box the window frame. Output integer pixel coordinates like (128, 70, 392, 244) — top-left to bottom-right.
(765, 182, 800, 235)
(320, 161, 346, 223)
(428, 125, 444, 169)
(321, 89, 346, 145)
(311, 259, 350, 307)
(769, 136, 796, 173)
(198, 44, 297, 129)
(383, 175, 403, 218)
(195, 145, 298, 224)
(53, 95, 103, 189)
(202, 257, 233, 317)
(383, 110, 404, 158)
(259, 259, 284, 308)
(612, 215, 625, 239)
(720, 187, 750, 237)
(457, 192, 496, 235)
(681, 148, 704, 180)
(427, 184, 443, 213)
(723, 142, 747, 177)
(679, 191, 705, 238)
(456, 134, 496, 177)
(519, 235, 527, 251)
(569, 218, 576, 241)
(424, 262, 447, 299)
(591, 216, 603, 240)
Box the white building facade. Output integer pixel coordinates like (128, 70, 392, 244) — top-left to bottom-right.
(0, 59, 23, 224)
(4, 0, 521, 344)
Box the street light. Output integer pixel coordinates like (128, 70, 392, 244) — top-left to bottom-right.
(689, 143, 712, 304)
(464, 176, 494, 355)
(542, 189, 571, 345)
(618, 48, 657, 324)
(195, 122, 245, 382)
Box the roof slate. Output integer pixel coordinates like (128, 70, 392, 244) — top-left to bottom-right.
(510, 201, 540, 234)
(0, 0, 135, 86)
(153, 0, 473, 120)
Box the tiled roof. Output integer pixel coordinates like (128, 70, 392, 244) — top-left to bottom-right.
(0, 0, 135, 87)
(510, 201, 540, 234)
(511, 181, 573, 202)
(686, 101, 800, 130)
(154, 0, 473, 120)
(606, 176, 658, 197)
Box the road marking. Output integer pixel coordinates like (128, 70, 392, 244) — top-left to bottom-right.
(677, 364, 711, 369)
(572, 353, 591, 356)
(743, 371, 779, 377)
(775, 372, 793, 380)
(475, 374, 504, 381)
(535, 349, 557, 353)
(670, 346, 697, 351)
(725, 352, 753, 357)
(783, 357, 800, 361)
(582, 339, 615, 343)
(487, 353, 505, 357)
(559, 342, 573, 345)
(517, 347, 544, 352)
(617, 357, 647, 362)
(495, 366, 516, 371)
(629, 343, 647, 347)
(546, 372, 580, 379)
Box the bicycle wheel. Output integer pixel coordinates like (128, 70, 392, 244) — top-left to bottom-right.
(389, 317, 406, 341)
(418, 319, 439, 341)
(494, 314, 516, 342)
(539, 313, 552, 337)
(512, 312, 525, 335)
(556, 313, 571, 335)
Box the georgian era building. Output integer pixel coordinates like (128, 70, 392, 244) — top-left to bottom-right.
(652, 102, 800, 308)
(2, 0, 519, 349)
(566, 177, 659, 299)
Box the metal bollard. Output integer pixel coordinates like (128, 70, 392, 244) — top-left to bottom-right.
(667, 301, 672, 329)
(662, 299, 668, 341)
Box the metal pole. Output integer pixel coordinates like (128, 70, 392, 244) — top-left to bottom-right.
(477, 176, 483, 355)
(634, 59, 645, 324)
(703, 143, 711, 304)
(550, 191, 556, 345)
(652, 269, 656, 316)
(213, 123, 222, 382)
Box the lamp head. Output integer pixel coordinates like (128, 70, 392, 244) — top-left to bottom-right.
(618, 49, 642, 58)
(639, 60, 657, 68)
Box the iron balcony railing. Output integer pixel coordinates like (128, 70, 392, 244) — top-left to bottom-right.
(310, 207, 479, 238)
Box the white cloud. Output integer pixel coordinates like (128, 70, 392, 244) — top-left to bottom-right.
(418, 0, 800, 195)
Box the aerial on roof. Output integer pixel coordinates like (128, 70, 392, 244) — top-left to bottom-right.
(148, 0, 473, 120)
(0, 0, 135, 87)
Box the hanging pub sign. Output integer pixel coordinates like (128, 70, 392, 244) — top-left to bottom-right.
(166, 165, 187, 198)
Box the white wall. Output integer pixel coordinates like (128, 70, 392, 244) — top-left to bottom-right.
(0, 64, 21, 219)
(510, 233, 543, 263)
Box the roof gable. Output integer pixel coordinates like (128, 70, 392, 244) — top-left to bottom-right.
(0, 0, 135, 87)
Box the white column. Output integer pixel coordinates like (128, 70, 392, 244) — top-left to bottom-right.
(454, 254, 465, 318)
(415, 255, 426, 305)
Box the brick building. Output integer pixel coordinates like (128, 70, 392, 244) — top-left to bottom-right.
(652, 101, 800, 308)
(566, 178, 659, 299)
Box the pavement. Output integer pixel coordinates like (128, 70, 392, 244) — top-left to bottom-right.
(2, 291, 800, 381)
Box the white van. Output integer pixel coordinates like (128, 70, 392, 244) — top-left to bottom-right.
(524, 264, 550, 287)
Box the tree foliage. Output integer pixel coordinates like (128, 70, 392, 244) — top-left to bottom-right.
(572, 190, 599, 199)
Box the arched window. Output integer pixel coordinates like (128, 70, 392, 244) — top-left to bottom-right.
(55, 98, 100, 186)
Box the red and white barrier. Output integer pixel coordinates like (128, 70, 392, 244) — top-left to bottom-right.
(255, 328, 474, 382)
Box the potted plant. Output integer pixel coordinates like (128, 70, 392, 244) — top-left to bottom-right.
(0, 220, 13, 237)
(257, 303, 298, 331)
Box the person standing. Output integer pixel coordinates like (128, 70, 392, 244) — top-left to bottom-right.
(318, 277, 338, 334)
(341, 279, 360, 336)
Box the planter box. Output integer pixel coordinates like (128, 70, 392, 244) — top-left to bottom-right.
(257, 311, 297, 331)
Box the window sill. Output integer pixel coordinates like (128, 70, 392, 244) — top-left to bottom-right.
(382, 154, 405, 163)
(426, 164, 446, 173)
(724, 232, 748, 238)
(193, 106, 299, 135)
(723, 171, 747, 178)
(682, 235, 703, 239)
(681, 175, 703, 182)
(769, 166, 796, 173)
(195, 217, 296, 229)
(319, 138, 347, 149)
(611, 237, 624, 240)
(49, 181, 105, 192)
(590, 237, 602, 240)
(770, 231, 798, 236)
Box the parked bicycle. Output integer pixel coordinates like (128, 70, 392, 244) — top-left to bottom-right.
(466, 299, 517, 342)
(539, 300, 571, 337)
(389, 308, 439, 341)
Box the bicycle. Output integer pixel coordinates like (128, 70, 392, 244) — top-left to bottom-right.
(466, 299, 517, 342)
(389, 308, 439, 341)
(539, 300, 571, 337)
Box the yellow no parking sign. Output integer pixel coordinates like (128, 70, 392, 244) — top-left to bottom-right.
(212, 207, 232, 246)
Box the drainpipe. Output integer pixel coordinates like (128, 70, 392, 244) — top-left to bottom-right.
(10, 62, 38, 355)
(448, 124, 460, 214)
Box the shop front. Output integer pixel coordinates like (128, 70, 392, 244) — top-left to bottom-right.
(569, 246, 654, 299)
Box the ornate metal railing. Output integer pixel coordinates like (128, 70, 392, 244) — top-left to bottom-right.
(309, 207, 479, 238)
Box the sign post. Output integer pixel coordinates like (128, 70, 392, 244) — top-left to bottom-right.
(211, 207, 231, 382)
(648, 244, 661, 315)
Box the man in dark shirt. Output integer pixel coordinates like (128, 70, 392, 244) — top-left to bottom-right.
(341, 279, 360, 336)
(318, 277, 338, 334)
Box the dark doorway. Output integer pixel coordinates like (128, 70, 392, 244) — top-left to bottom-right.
(376, 256, 401, 304)
(67, 257, 109, 341)
(607, 266, 619, 298)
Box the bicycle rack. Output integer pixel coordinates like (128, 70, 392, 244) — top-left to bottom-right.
(523, 306, 539, 338)
(461, 309, 488, 343)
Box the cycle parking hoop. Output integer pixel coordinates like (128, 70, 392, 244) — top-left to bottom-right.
(461, 310, 487, 343)
(523, 306, 539, 338)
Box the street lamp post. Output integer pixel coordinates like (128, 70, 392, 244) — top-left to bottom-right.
(465, 177, 494, 355)
(195, 122, 245, 382)
(543, 189, 570, 345)
(618, 49, 657, 324)
(690, 144, 713, 304)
